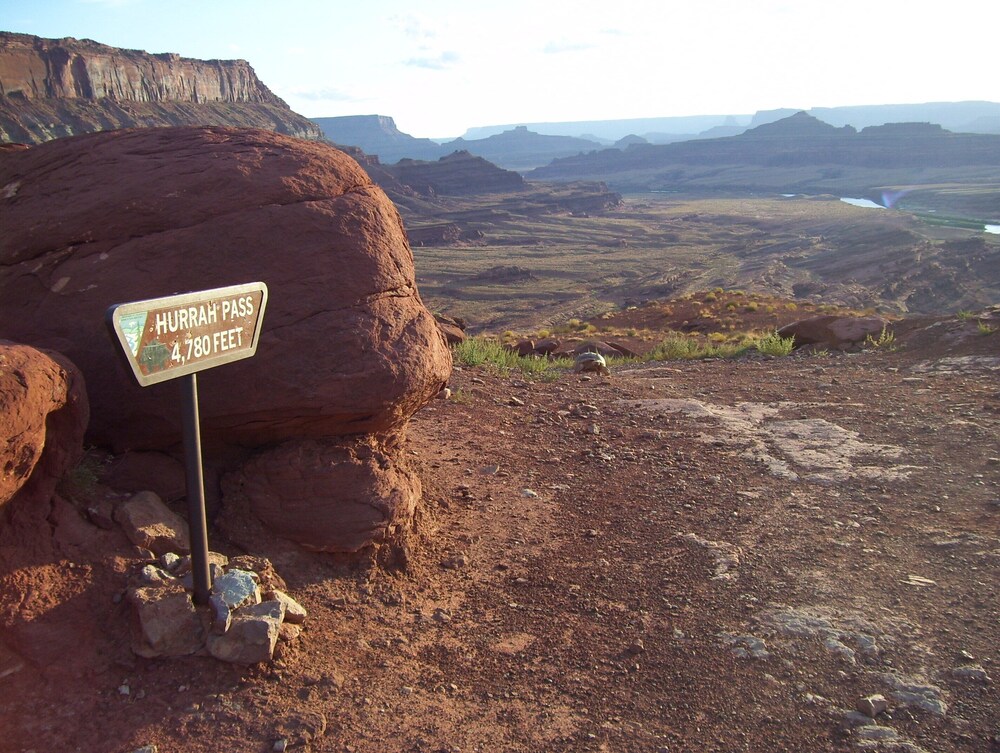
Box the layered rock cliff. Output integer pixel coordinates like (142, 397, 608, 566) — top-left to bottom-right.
(0, 32, 321, 143)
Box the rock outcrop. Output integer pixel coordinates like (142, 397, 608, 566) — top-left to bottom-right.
(778, 315, 890, 349)
(0, 32, 321, 143)
(0, 341, 89, 517)
(387, 150, 526, 196)
(0, 126, 451, 551)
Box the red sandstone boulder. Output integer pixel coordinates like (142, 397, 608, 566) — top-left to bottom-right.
(221, 435, 419, 553)
(0, 127, 450, 552)
(0, 341, 89, 515)
(0, 127, 450, 450)
(533, 338, 561, 356)
(777, 315, 890, 350)
(560, 340, 635, 359)
(434, 313, 466, 345)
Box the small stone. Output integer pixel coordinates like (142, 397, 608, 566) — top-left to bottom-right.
(278, 622, 302, 643)
(128, 746, 157, 753)
(206, 609, 282, 664)
(436, 387, 451, 400)
(587, 423, 600, 435)
(128, 584, 205, 658)
(269, 590, 308, 624)
(159, 552, 182, 571)
(432, 608, 452, 623)
(951, 665, 992, 683)
(508, 396, 525, 406)
(625, 640, 645, 656)
(583, 529, 600, 538)
(85, 498, 116, 530)
(441, 554, 469, 570)
(114, 491, 190, 555)
(273, 738, 288, 752)
(209, 594, 232, 635)
(854, 725, 899, 742)
(856, 694, 889, 718)
(521, 489, 538, 498)
(138, 564, 175, 585)
(211, 569, 261, 610)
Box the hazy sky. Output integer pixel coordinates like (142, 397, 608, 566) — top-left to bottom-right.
(2, 0, 997, 137)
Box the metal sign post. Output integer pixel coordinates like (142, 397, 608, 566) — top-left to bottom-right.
(107, 282, 268, 605)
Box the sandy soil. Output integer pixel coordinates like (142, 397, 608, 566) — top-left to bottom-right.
(1, 316, 998, 753)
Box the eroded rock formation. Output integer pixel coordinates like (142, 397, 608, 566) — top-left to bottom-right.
(0, 126, 451, 551)
(0, 341, 89, 529)
(0, 32, 321, 143)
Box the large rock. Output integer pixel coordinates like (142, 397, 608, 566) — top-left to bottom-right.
(0, 341, 89, 514)
(0, 126, 451, 552)
(221, 435, 420, 553)
(777, 315, 890, 349)
(0, 126, 451, 451)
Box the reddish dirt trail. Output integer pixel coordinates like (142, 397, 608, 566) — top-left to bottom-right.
(1, 322, 998, 753)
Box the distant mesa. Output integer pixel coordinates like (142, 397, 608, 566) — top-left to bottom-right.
(530, 110, 1000, 210)
(0, 32, 322, 143)
(311, 114, 447, 163)
(313, 115, 605, 171)
(387, 150, 525, 196)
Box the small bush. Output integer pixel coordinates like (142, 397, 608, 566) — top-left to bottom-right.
(744, 301, 759, 313)
(957, 310, 975, 321)
(452, 337, 572, 377)
(978, 320, 997, 335)
(865, 326, 896, 350)
(755, 331, 795, 357)
(645, 334, 751, 361)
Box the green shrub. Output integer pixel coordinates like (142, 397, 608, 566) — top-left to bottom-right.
(865, 326, 896, 350)
(452, 337, 573, 377)
(755, 331, 795, 356)
(645, 334, 751, 361)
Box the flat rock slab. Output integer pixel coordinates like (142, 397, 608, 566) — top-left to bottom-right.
(113, 491, 190, 555)
(128, 584, 204, 658)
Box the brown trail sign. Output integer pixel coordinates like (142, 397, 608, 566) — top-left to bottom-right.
(106, 282, 268, 604)
(106, 282, 267, 386)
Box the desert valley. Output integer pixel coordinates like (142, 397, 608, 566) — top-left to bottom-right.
(0, 31, 998, 753)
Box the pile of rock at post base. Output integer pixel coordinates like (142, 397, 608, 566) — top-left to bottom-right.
(128, 549, 307, 664)
(85, 486, 305, 664)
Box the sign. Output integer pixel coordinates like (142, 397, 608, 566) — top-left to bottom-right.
(106, 282, 268, 387)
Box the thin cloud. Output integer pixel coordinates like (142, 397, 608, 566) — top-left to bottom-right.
(392, 14, 438, 40)
(294, 87, 364, 103)
(403, 50, 459, 70)
(543, 39, 596, 54)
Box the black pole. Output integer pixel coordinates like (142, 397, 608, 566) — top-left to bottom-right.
(180, 373, 212, 606)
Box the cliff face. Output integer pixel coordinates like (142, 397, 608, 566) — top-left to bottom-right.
(0, 32, 321, 142)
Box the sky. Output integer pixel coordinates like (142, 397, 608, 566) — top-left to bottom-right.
(1, 0, 997, 138)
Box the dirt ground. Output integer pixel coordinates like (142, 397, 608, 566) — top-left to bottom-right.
(1, 315, 998, 753)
